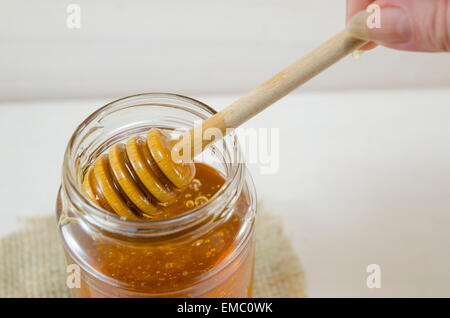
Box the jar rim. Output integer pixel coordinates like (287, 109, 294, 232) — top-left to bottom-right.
(61, 93, 245, 236)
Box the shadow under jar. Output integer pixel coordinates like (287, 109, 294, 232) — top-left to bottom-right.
(56, 93, 257, 297)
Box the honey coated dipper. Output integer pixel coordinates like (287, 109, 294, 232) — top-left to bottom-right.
(83, 29, 367, 220)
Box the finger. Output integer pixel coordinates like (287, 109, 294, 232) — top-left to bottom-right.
(359, 42, 378, 50)
(346, 0, 375, 22)
(346, 0, 378, 50)
(348, 0, 450, 52)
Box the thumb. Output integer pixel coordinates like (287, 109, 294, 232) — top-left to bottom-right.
(347, 0, 450, 52)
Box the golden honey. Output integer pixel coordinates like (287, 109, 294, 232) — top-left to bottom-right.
(57, 93, 257, 298)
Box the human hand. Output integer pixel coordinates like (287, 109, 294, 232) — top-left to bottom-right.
(346, 0, 450, 52)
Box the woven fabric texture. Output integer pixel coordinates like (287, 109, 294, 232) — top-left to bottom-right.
(0, 210, 306, 298)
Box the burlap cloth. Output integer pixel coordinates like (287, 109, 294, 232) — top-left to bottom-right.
(0, 208, 306, 298)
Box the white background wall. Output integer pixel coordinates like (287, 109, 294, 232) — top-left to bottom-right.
(1, 0, 450, 100)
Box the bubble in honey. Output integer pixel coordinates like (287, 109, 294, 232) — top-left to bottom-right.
(191, 178, 202, 191)
(185, 200, 195, 209)
(205, 248, 216, 258)
(185, 193, 192, 199)
(194, 195, 208, 207)
(165, 262, 175, 269)
(192, 239, 204, 247)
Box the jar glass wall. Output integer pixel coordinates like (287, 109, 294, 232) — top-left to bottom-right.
(56, 93, 257, 297)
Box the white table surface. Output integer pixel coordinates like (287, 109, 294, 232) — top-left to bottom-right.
(1, 89, 450, 297)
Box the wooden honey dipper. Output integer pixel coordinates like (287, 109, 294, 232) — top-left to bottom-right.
(82, 29, 367, 220)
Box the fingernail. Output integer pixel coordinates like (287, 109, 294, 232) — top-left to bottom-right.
(347, 7, 412, 43)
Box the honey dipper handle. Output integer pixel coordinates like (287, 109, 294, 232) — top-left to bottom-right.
(178, 29, 367, 159)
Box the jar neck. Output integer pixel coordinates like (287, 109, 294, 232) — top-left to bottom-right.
(60, 93, 246, 239)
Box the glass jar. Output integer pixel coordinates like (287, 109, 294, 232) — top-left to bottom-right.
(56, 93, 257, 297)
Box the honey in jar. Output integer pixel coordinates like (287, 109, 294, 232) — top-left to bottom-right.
(56, 93, 257, 297)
